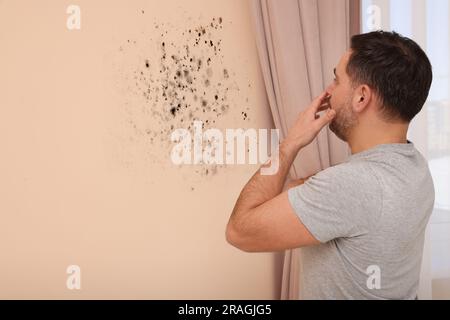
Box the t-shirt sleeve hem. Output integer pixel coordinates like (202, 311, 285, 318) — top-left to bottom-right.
(287, 187, 328, 244)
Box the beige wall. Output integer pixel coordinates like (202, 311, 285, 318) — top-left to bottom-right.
(0, 0, 281, 299)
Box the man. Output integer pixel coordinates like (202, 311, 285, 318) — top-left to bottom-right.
(225, 31, 435, 300)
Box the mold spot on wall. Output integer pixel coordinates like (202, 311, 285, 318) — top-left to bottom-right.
(108, 16, 252, 180)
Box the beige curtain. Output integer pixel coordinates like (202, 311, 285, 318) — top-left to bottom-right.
(250, 0, 360, 299)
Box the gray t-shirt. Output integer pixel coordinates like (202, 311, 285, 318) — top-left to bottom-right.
(287, 140, 435, 300)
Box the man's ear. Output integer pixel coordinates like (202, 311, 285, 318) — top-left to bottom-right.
(352, 85, 372, 113)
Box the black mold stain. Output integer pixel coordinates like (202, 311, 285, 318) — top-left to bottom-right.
(116, 16, 249, 177)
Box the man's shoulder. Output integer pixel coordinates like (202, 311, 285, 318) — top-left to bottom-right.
(317, 159, 375, 180)
(306, 159, 382, 197)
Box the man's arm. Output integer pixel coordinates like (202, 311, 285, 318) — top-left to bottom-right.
(225, 92, 335, 252)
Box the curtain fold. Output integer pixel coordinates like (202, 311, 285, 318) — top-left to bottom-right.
(250, 0, 360, 299)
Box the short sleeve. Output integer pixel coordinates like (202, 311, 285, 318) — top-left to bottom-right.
(287, 162, 381, 243)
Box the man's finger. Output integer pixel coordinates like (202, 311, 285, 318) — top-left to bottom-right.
(317, 102, 331, 113)
(310, 92, 331, 113)
(314, 108, 336, 129)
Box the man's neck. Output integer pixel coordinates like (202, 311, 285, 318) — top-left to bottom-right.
(348, 123, 409, 155)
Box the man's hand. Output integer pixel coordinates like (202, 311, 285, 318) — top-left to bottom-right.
(283, 92, 335, 153)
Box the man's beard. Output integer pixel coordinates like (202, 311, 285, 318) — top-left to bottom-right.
(329, 96, 358, 142)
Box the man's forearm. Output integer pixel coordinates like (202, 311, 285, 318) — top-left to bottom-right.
(229, 140, 301, 226)
(226, 92, 335, 248)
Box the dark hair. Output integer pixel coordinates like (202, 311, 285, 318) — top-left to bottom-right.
(347, 31, 433, 122)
